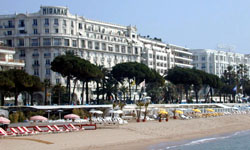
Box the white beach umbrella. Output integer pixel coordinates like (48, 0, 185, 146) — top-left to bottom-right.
(114, 110, 123, 114)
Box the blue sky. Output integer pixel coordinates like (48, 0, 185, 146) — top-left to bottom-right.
(1, 0, 250, 54)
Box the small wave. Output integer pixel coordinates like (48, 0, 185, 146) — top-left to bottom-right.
(162, 130, 250, 150)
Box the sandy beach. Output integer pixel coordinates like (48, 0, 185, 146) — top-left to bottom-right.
(1, 114, 250, 150)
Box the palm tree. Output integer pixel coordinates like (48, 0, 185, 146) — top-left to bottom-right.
(143, 102, 150, 122)
(120, 86, 128, 101)
(136, 101, 144, 122)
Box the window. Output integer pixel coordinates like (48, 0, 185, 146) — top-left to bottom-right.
(102, 43, 106, 50)
(20, 50, 25, 57)
(115, 45, 119, 52)
(33, 19, 37, 26)
(72, 40, 77, 47)
(201, 56, 206, 61)
(43, 38, 51, 46)
(54, 38, 61, 46)
(34, 60, 39, 65)
(88, 41, 93, 49)
(46, 69, 51, 75)
(71, 21, 74, 27)
(34, 69, 39, 76)
(56, 79, 60, 84)
(55, 28, 59, 33)
(127, 46, 132, 53)
(121, 46, 126, 53)
(81, 40, 85, 48)
(64, 39, 69, 46)
(33, 29, 38, 34)
(45, 59, 51, 65)
(31, 39, 39, 46)
(19, 30, 26, 34)
(79, 23, 82, 29)
(71, 30, 74, 35)
(7, 31, 12, 35)
(63, 20, 67, 26)
(6, 40, 12, 47)
(8, 20, 14, 28)
(45, 28, 49, 34)
(19, 39, 24, 46)
(18, 20, 25, 27)
(45, 18, 49, 25)
(108, 45, 113, 52)
(201, 63, 206, 69)
(54, 19, 58, 25)
(64, 29, 67, 34)
(95, 42, 99, 50)
(149, 54, 153, 58)
(135, 47, 138, 54)
(44, 52, 51, 57)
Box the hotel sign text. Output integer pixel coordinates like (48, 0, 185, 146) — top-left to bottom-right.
(42, 7, 67, 16)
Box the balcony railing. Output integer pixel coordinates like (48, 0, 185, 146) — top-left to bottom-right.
(31, 43, 39, 46)
(32, 64, 40, 67)
(0, 58, 24, 63)
(4, 25, 15, 28)
(32, 53, 39, 57)
(44, 53, 51, 57)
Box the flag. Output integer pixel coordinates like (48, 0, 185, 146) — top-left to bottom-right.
(233, 86, 237, 92)
(240, 86, 243, 90)
(140, 79, 146, 87)
(131, 80, 136, 86)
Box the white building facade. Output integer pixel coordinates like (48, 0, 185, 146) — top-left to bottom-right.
(0, 6, 193, 104)
(0, 41, 24, 70)
(191, 49, 250, 77)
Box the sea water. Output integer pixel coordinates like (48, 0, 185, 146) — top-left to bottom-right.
(149, 130, 250, 150)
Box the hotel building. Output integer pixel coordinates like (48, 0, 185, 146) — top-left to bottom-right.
(191, 49, 250, 77)
(0, 6, 192, 104)
(0, 41, 24, 70)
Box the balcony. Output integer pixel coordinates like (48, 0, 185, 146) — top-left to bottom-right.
(0, 58, 25, 67)
(31, 43, 39, 46)
(43, 42, 51, 46)
(19, 54, 25, 57)
(4, 25, 15, 28)
(32, 53, 39, 57)
(32, 64, 40, 67)
(44, 53, 51, 58)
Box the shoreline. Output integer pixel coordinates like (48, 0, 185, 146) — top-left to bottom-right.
(2, 114, 250, 150)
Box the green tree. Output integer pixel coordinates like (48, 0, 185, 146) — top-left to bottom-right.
(112, 62, 153, 101)
(51, 84, 66, 105)
(7, 69, 33, 106)
(25, 75, 43, 106)
(0, 71, 14, 106)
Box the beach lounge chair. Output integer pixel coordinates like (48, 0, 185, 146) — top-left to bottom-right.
(16, 127, 30, 135)
(22, 126, 37, 134)
(68, 123, 80, 131)
(63, 124, 72, 131)
(51, 125, 64, 132)
(46, 125, 56, 132)
(10, 127, 27, 135)
(0, 127, 16, 136)
(34, 126, 51, 133)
